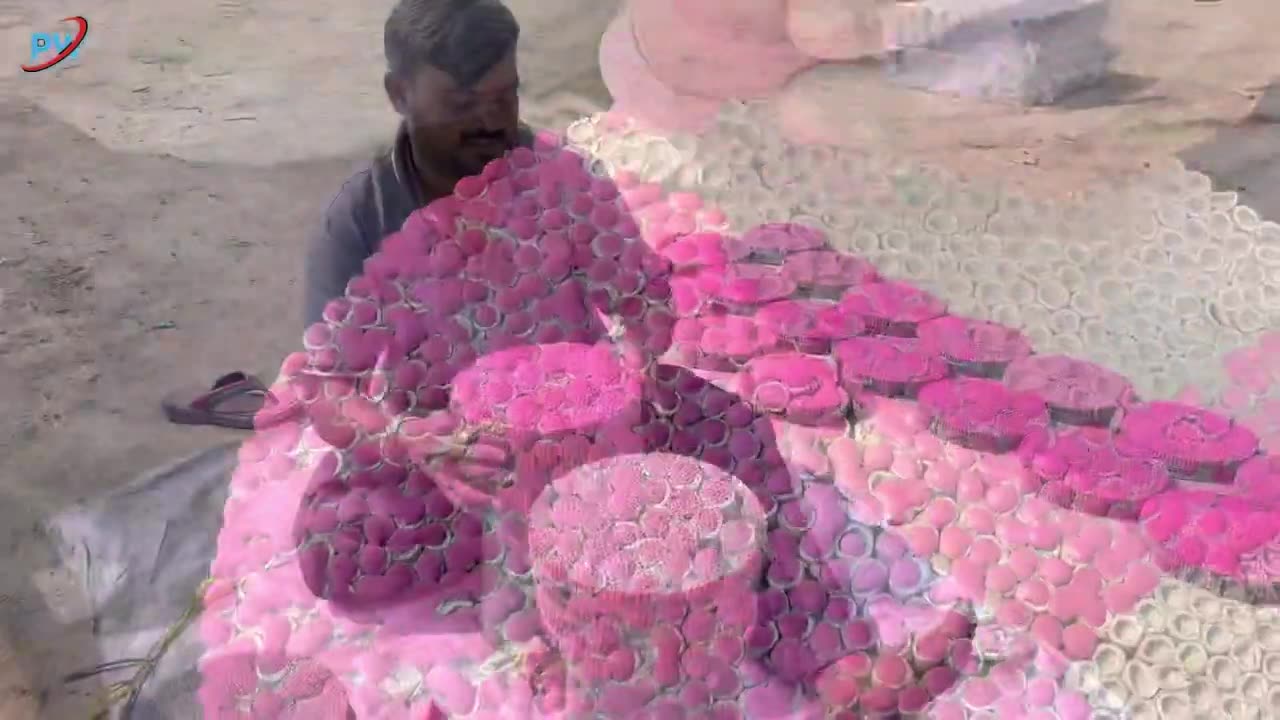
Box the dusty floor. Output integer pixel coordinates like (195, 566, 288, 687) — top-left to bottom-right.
(0, 0, 1277, 717)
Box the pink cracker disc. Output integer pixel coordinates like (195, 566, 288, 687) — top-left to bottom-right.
(916, 316, 1033, 378)
(838, 281, 947, 337)
(1025, 426, 1109, 499)
(1115, 402, 1260, 484)
(1004, 355, 1133, 427)
(703, 263, 800, 312)
(1065, 450, 1172, 520)
(1234, 454, 1280, 501)
(918, 378, 1050, 454)
(1140, 489, 1280, 577)
(755, 299, 867, 355)
(730, 222, 829, 264)
(833, 337, 950, 399)
(779, 250, 879, 299)
(741, 352, 848, 426)
(530, 452, 766, 634)
(1024, 420, 1172, 515)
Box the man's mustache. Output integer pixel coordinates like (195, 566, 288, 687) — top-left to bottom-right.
(462, 131, 509, 145)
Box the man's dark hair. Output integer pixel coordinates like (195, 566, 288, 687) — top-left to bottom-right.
(384, 0, 520, 87)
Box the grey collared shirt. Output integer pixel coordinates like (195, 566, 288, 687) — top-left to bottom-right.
(302, 124, 532, 327)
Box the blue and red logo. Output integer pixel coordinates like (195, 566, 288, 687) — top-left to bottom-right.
(23, 16, 89, 73)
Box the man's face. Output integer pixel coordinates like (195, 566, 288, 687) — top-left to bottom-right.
(386, 53, 521, 182)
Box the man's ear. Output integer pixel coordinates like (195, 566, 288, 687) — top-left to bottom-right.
(385, 72, 407, 115)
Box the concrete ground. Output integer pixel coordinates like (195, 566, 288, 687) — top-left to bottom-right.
(0, 0, 1276, 716)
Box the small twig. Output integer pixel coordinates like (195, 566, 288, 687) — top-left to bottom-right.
(80, 578, 213, 719)
(64, 658, 149, 683)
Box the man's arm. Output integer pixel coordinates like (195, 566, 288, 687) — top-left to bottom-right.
(302, 184, 376, 328)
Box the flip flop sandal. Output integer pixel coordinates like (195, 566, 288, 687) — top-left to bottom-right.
(162, 371, 297, 431)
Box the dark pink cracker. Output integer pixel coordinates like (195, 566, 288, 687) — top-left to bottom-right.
(1116, 401, 1260, 483)
(833, 337, 950, 399)
(292, 475, 480, 610)
(780, 250, 879, 299)
(917, 316, 1032, 378)
(919, 378, 1050, 454)
(1140, 489, 1280, 577)
(732, 222, 829, 264)
(1004, 355, 1133, 427)
(838, 281, 946, 337)
(740, 352, 848, 425)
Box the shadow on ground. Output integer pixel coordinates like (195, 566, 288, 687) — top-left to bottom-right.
(1180, 78, 1280, 221)
(1054, 72, 1161, 111)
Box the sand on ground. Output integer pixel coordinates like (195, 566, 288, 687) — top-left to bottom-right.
(0, 0, 1276, 717)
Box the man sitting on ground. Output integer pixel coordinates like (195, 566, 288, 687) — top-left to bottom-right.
(165, 0, 528, 428)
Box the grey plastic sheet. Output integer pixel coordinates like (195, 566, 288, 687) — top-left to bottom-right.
(43, 442, 237, 719)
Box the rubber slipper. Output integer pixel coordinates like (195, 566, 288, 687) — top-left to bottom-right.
(162, 371, 293, 431)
